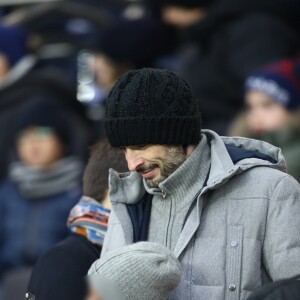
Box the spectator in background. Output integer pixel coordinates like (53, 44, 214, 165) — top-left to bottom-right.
(0, 98, 83, 298)
(151, 0, 300, 134)
(0, 25, 35, 182)
(27, 139, 127, 300)
(0, 25, 91, 182)
(87, 242, 181, 300)
(229, 57, 300, 182)
(90, 18, 172, 104)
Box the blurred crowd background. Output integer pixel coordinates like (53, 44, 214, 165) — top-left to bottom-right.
(0, 0, 299, 299)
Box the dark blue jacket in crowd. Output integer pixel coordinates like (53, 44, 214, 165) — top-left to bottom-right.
(0, 180, 81, 278)
(28, 234, 101, 300)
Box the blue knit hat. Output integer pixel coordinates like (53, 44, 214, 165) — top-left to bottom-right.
(0, 26, 28, 66)
(245, 57, 300, 111)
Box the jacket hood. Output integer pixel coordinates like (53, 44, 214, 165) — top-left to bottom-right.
(205, 130, 286, 189)
(109, 130, 287, 204)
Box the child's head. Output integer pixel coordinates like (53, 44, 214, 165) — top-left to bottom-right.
(87, 242, 181, 300)
(15, 97, 71, 168)
(244, 57, 300, 135)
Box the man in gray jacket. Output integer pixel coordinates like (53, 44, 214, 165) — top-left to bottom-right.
(102, 68, 300, 300)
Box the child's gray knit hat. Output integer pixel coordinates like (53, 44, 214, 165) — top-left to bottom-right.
(88, 242, 181, 300)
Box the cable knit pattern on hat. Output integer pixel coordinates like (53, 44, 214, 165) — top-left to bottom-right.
(104, 68, 201, 147)
(88, 242, 181, 300)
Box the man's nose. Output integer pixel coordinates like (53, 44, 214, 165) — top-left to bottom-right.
(125, 151, 145, 171)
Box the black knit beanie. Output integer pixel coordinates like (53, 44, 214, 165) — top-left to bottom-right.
(104, 68, 201, 147)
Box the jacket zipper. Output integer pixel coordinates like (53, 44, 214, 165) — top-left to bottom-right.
(165, 196, 172, 247)
(161, 189, 174, 248)
(181, 169, 211, 229)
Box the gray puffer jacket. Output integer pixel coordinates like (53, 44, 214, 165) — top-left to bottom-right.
(103, 130, 300, 300)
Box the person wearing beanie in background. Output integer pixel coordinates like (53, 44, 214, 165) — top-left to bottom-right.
(102, 68, 300, 300)
(27, 139, 127, 300)
(0, 97, 83, 299)
(229, 56, 300, 182)
(0, 25, 89, 184)
(87, 242, 181, 300)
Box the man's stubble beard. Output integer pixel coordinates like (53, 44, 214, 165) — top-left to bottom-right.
(145, 146, 187, 188)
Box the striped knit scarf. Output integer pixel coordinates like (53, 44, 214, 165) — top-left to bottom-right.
(67, 196, 110, 247)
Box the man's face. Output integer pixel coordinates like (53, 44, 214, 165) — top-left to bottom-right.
(123, 145, 187, 188)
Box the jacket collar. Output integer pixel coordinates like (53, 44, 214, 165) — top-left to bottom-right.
(143, 135, 211, 209)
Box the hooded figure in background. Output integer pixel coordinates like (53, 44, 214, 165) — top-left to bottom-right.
(150, 0, 300, 134)
(0, 98, 83, 298)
